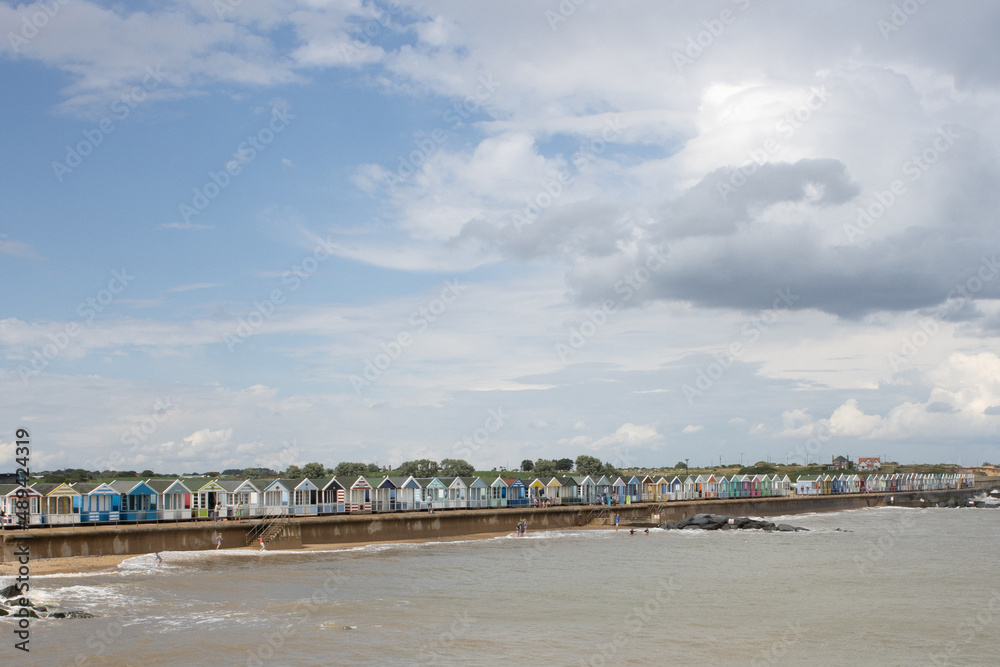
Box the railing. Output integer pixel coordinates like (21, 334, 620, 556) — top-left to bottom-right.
(245, 511, 288, 546)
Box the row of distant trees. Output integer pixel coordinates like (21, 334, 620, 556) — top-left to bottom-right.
(35, 456, 624, 484)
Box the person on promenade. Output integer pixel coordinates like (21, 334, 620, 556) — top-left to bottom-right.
(216, 533, 222, 550)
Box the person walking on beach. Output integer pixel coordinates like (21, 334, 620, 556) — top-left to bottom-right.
(614, 514, 620, 531)
(259, 536, 266, 551)
(154, 552, 163, 564)
(216, 533, 222, 550)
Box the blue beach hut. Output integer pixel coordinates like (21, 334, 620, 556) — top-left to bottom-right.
(110, 479, 158, 521)
(73, 482, 118, 522)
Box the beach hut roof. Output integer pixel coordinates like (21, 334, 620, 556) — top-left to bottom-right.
(30, 482, 78, 496)
(70, 482, 117, 495)
(322, 477, 346, 491)
(144, 479, 191, 494)
(216, 480, 245, 492)
(110, 479, 156, 495)
(0, 484, 42, 497)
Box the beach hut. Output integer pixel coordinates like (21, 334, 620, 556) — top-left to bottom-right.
(487, 477, 509, 508)
(259, 478, 294, 514)
(291, 478, 322, 515)
(368, 476, 394, 512)
(526, 477, 545, 504)
(463, 477, 489, 508)
(506, 477, 529, 507)
(146, 479, 193, 520)
(795, 476, 819, 495)
(345, 476, 373, 512)
(415, 477, 449, 509)
(654, 476, 670, 502)
(761, 475, 773, 497)
(32, 482, 81, 525)
(110, 479, 158, 521)
(232, 479, 263, 517)
(593, 475, 613, 504)
(381, 475, 419, 510)
(447, 477, 469, 509)
(775, 474, 792, 496)
(681, 475, 697, 500)
(572, 475, 597, 504)
(0, 484, 43, 526)
(319, 478, 347, 513)
(558, 476, 581, 503)
(716, 475, 729, 499)
(748, 475, 762, 498)
(626, 475, 641, 503)
(667, 476, 683, 501)
(611, 475, 630, 504)
(73, 482, 118, 522)
(540, 476, 563, 504)
(216, 480, 247, 518)
(186, 478, 228, 518)
(639, 475, 656, 502)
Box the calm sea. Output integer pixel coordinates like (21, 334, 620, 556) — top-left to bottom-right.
(5, 506, 999, 666)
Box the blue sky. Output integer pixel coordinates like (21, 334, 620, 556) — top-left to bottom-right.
(3, 0, 1000, 474)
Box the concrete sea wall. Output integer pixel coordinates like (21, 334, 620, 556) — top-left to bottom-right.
(0, 488, 979, 563)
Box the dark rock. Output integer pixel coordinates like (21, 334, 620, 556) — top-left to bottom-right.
(681, 524, 701, 530)
(0, 584, 23, 600)
(691, 514, 712, 526)
(776, 524, 796, 532)
(0, 607, 8, 617)
(51, 610, 95, 619)
(702, 522, 725, 530)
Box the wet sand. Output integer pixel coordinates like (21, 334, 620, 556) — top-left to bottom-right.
(0, 527, 601, 577)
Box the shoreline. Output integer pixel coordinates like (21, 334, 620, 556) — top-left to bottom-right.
(0, 526, 603, 578)
(1, 489, 976, 572)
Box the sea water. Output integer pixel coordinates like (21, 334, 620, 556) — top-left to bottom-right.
(4, 506, 998, 666)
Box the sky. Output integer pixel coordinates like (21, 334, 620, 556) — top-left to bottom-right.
(2, 0, 1000, 474)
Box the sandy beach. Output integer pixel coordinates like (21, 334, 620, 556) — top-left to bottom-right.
(0, 527, 590, 577)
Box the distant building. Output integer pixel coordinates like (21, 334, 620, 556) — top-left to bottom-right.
(827, 456, 850, 471)
(857, 457, 881, 471)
